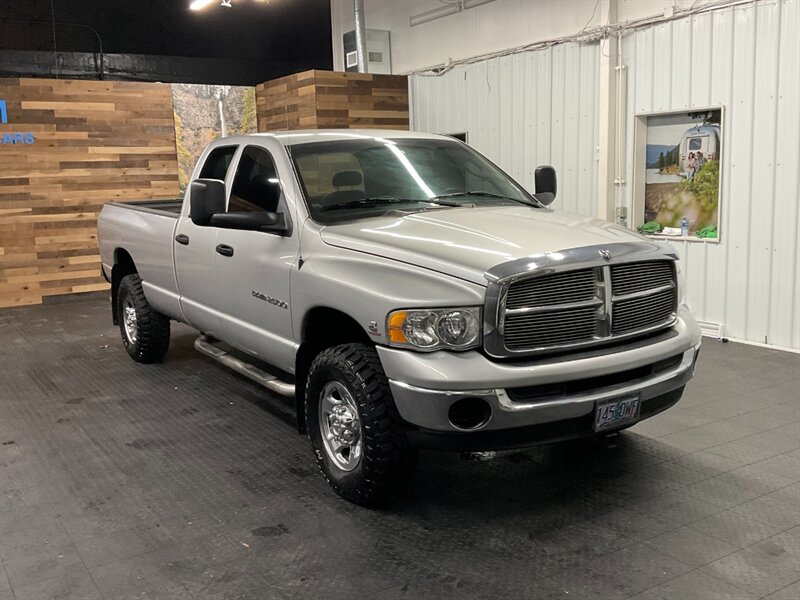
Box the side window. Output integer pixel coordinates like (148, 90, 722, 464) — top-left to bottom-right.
(228, 146, 282, 213)
(199, 146, 237, 181)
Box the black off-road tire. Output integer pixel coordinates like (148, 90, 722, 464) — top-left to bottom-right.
(117, 274, 170, 364)
(305, 343, 415, 506)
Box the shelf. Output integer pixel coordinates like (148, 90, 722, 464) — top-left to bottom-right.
(644, 234, 720, 244)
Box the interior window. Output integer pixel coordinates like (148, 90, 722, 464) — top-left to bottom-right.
(294, 153, 364, 197)
(199, 146, 237, 181)
(228, 146, 282, 213)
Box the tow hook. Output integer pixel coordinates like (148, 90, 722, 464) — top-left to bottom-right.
(605, 432, 619, 449)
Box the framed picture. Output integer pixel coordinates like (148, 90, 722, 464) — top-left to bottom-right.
(632, 107, 723, 241)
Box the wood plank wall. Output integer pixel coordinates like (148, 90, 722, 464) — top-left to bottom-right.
(0, 71, 407, 308)
(256, 70, 409, 131)
(0, 78, 180, 308)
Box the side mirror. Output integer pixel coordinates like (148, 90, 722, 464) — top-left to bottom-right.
(533, 165, 557, 206)
(190, 179, 226, 226)
(209, 211, 289, 235)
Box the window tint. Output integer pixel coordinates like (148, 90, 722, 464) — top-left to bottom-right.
(294, 152, 363, 197)
(199, 146, 237, 181)
(288, 138, 535, 223)
(228, 146, 282, 213)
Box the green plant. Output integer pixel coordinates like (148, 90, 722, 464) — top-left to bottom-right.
(682, 159, 719, 212)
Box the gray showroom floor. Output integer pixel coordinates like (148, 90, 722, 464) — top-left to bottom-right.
(0, 294, 798, 600)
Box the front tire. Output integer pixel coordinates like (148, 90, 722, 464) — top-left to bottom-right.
(305, 343, 414, 506)
(117, 274, 170, 363)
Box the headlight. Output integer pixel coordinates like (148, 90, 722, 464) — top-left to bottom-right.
(387, 307, 482, 351)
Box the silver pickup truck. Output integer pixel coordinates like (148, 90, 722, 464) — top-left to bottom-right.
(98, 130, 701, 505)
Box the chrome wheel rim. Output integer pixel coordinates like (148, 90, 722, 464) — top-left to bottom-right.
(319, 381, 362, 472)
(122, 298, 138, 344)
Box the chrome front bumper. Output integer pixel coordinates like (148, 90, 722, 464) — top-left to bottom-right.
(378, 307, 701, 436)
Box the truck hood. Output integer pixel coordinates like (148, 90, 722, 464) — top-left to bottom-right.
(319, 206, 650, 285)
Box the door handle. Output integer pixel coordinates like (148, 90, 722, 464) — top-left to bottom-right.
(216, 244, 234, 257)
(175, 234, 190, 245)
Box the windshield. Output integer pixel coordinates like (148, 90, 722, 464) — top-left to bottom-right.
(287, 137, 537, 223)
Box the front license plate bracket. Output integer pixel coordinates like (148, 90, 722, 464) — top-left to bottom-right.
(594, 396, 641, 432)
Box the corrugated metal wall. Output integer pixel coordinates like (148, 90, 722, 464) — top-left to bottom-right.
(410, 0, 800, 351)
(621, 0, 800, 350)
(410, 42, 600, 217)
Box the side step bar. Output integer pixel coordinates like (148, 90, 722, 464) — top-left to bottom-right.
(194, 335, 295, 398)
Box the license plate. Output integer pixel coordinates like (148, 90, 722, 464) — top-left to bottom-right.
(595, 397, 640, 432)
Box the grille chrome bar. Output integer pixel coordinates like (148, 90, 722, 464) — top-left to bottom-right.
(483, 243, 679, 358)
(611, 282, 675, 302)
(505, 298, 603, 315)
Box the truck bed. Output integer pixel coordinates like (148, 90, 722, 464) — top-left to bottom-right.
(107, 199, 183, 217)
(98, 199, 183, 319)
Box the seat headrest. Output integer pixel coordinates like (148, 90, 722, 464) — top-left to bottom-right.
(332, 170, 362, 187)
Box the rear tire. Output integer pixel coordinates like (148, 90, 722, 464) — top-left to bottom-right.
(117, 274, 170, 363)
(305, 343, 415, 506)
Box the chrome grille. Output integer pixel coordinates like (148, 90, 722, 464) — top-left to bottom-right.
(611, 261, 674, 296)
(505, 306, 598, 349)
(613, 286, 677, 334)
(505, 269, 596, 309)
(497, 260, 677, 355)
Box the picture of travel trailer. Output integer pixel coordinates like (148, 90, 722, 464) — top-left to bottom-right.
(679, 124, 720, 177)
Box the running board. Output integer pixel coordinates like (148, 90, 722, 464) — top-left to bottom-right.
(194, 335, 295, 398)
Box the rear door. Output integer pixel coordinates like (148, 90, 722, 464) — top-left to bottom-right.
(212, 142, 300, 372)
(174, 144, 237, 334)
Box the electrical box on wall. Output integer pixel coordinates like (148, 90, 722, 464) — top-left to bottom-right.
(343, 29, 392, 74)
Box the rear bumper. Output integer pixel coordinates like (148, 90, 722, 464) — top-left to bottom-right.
(377, 307, 701, 449)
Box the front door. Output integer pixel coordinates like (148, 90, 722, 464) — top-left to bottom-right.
(213, 143, 300, 372)
(174, 144, 238, 334)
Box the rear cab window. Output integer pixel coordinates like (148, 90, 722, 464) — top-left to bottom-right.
(199, 146, 237, 181)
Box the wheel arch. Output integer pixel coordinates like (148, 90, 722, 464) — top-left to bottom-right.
(111, 248, 137, 325)
(294, 306, 373, 433)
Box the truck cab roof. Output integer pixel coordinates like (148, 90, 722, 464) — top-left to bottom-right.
(217, 129, 454, 147)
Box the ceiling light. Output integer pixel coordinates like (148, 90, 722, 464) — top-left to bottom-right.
(190, 0, 216, 10)
(190, 0, 270, 10)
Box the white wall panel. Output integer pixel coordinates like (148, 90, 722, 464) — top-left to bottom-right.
(621, 0, 800, 349)
(331, 0, 710, 74)
(410, 42, 600, 217)
(409, 0, 798, 350)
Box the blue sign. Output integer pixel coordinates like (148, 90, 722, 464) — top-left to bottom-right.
(0, 99, 36, 144)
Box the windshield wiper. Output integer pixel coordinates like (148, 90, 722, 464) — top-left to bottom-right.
(429, 191, 542, 207)
(319, 196, 461, 212)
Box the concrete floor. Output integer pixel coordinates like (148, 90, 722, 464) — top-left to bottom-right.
(0, 294, 798, 600)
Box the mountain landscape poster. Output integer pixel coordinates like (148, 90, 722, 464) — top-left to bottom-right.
(643, 109, 722, 239)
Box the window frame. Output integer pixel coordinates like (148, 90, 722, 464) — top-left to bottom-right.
(631, 106, 724, 243)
